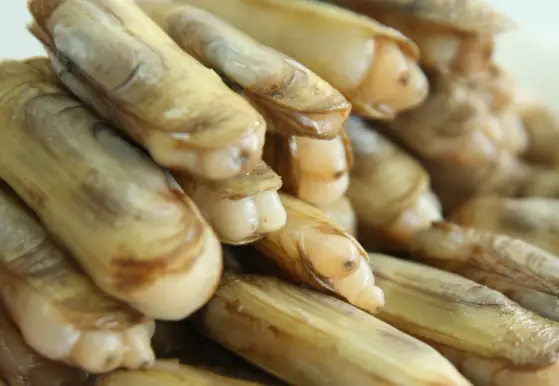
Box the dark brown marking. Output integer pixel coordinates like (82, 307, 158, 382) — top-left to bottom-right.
(267, 325, 280, 337)
(398, 71, 410, 86)
(343, 259, 357, 272)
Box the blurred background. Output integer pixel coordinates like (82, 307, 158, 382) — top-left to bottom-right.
(1, 0, 557, 110)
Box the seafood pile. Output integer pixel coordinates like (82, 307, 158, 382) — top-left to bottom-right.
(0, 0, 559, 385)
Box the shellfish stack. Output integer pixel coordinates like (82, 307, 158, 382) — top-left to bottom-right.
(1, 0, 559, 385)
(332, 0, 559, 214)
(144, 0, 431, 217)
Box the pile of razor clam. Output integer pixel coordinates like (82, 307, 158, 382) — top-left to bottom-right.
(3, 0, 559, 385)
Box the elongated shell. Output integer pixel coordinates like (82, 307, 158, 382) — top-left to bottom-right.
(0, 185, 155, 373)
(409, 222, 559, 297)
(0, 305, 89, 386)
(138, 0, 351, 139)
(346, 117, 441, 247)
(330, 0, 514, 75)
(175, 162, 286, 244)
(0, 58, 222, 320)
(453, 196, 559, 256)
(254, 193, 384, 314)
(28, 0, 266, 180)
(172, 0, 428, 119)
(369, 253, 559, 386)
(333, 0, 515, 33)
(196, 272, 471, 386)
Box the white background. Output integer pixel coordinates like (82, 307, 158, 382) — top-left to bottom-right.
(1, 1, 557, 110)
